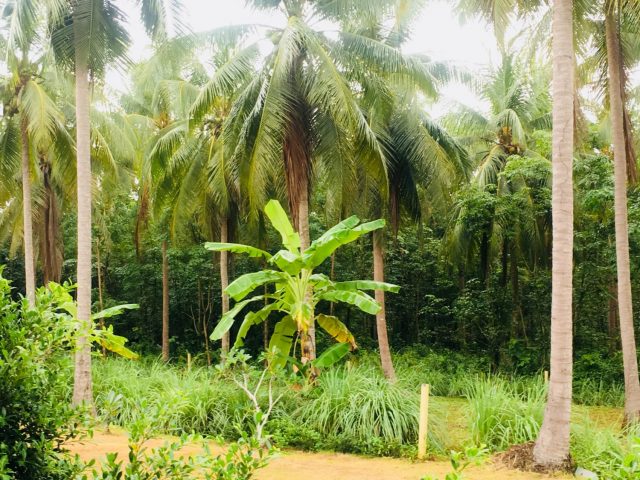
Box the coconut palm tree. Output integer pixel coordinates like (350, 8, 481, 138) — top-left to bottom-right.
(444, 54, 552, 286)
(191, 0, 446, 361)
(603, 0, 640, 422)
(0, 2, 68, 305)
(533, 0, 575, 467)
(44, 0, 182, 405)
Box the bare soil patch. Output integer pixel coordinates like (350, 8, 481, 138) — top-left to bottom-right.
(67, 431, 571, 480)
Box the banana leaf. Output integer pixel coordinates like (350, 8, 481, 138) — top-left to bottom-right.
(316, 314, 356, 348)
(303, 218, 385, 268)
(318, 289, 380, 314)
(92, 304, 139, 320)
(270, 249, 304, 275)
(234, 303, 280, 347)
(226, 271, 286, 300)
(210, 295, 264, 340)
(264, 200, 301, 253)
(268, 315, 296, 368)
(92, 326, 138, 360)
(204, 242, 272, 260)
(333, 280, 400, 293)
(314, 342, 350, 368)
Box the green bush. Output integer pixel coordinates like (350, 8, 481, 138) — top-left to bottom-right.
(0, 274, 84, 479)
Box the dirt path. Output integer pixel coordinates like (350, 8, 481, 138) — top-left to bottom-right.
(67, 431, 570, 480)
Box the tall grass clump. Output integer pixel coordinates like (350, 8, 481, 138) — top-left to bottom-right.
(573, 379, 625, 407)
(467, 375, 545, 450)
(93, 358, 294, 438)
(297, 365, 447, 454)
(571, 422, 640, 477)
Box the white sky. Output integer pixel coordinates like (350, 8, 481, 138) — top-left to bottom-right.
(113, 0, 499, 116)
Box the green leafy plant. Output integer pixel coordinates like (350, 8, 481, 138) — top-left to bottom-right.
(206, 199, 399, 367)
(0, 272, 86, 479)
(46, 282, 139, 359)
(421, 445, 489, 480)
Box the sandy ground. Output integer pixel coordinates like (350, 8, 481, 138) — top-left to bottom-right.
(67, 430, 571, 480)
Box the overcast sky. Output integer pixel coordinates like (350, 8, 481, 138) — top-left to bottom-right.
(113, 0, 500, 116)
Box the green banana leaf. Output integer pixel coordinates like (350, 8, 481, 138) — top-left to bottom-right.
(226, 271, 286, 300)
(204, 242, 272, 260)
(314, 342, 351, 368)
(234, 303, 280, 347)
(268, 315, 297, 368)
(210, 295, 264, 340)
(316, 314, 356, 348)
(264, 200, 301, 253)
(318, 289, 380, 315)
(92, 325, 139, 360)
(303, 218, 385, 268)
(270, 249, 305, 275)
(309, 273, 333, 289)
(333, 280, 400, 293)
(92, 304, 139, 320)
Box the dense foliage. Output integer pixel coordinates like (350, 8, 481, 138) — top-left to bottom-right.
(5, 153, 635, 379)
(0, 273, 82, 479)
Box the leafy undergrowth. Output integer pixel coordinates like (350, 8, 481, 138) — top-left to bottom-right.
(93, 355, 636, 477)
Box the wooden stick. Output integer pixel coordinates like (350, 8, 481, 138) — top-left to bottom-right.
(544, 370, 549, 383)
(187, 352, 192, 372)
(418, 384, 430, 460)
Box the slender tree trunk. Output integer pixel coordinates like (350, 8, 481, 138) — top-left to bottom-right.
(96, 242, 106, 356)
(20, 119, 35, 306)
(72, 44, 94, 407)
(480, 231, 490, 287)
(373, 230, 396, 381)
(161, 240, 170, 362)
(500, 238, 509, 287)
(329, 252, 336, 316)
(220, 218, 230, 353)
(533, 0, 574, 467)
(605, 7, 640, 421)
(40, 157, 62, 284)
(298, 182, 316, 362)
(608, 279, 619, 352)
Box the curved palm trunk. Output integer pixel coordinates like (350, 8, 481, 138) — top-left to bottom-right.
(40, 156, 62, 284)
(373, 230, 396, 381)
(533, 0, 574, 467)
(605, 8, 640, 421)
(220, 217, 230, 353)
(20, 119, 36, 306)
(72, 46, 94, 407)
(162, 240, 170, 361)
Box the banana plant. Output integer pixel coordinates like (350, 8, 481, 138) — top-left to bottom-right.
(205, 200, 399, 368)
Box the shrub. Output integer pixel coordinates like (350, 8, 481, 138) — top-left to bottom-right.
(0, 274, 85, 479)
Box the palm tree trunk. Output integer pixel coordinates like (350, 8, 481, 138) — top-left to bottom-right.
(605, 7, 640, 421)
(40, 156, 62, 284)
(162, 240, 170, 362)
(373, 230, 396, 381)
(480, 231, 490, 287)
(220, 217, 230, 353)
(20, 119, 35, 306)
(298, 181, 316, 362)
(72, 45, 94, 407)
(96, 242, 106, 356)
(533, 0, 574, 467)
